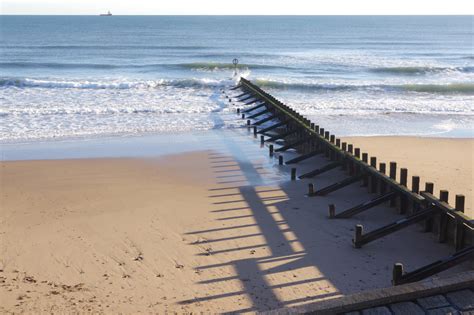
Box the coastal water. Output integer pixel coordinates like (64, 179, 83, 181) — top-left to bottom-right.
(0, 16, 473, 142)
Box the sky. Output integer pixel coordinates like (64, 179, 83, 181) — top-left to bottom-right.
(1, 0, 473, 15)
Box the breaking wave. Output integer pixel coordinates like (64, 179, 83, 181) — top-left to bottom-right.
(370, 66, 474, 75)
(0, 77, 228, 89)
(253, 79, 474, 95)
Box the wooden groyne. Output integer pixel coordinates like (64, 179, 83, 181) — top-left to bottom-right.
(224, 77, 473, 286)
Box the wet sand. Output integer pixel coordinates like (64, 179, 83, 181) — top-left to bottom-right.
(0, 131, 471, 313)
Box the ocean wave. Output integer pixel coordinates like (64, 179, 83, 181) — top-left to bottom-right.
(0, 77, 227, 90)
(3, 45, 211, 50)
(253, 79, 474, 95)
(0, 62, 123, 70)
(0, 61, 286, 72)
(177, 62, 289, 71)
(401, 83, 474, 94)
(370, 66, 474, 75)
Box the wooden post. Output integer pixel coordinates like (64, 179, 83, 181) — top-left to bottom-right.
(310, 123, 315, 129)
(389, 162, 397, 207)
(279, 155, 283, 165)
(237, 108, 240, 114)
(253, 126, 257, 136)
(330, 135, 335, 143)
(425, 182, 434, 193)
(260, 135, 264, 144)
(328, 204, 336, 218)
(392, 263, 404, 286)
(379, 163, 386, 194)
(400, 168, 407, 187)
(369, 157, 377, 193)
(454, 194, 466, 250)
(308, 183, 314, 195)
(320, 128, 324, 136)
(411, 176, 420, 214)
(354, 148, 360, 159)
(291, 168, 296, 181)
(348, 145, 354, 174)
(455, 195, 465, 213)
(315, 125, 320, 133)
(389, 162, 397, 180)
(269, 144, 274, 157)
(362, 153, 368, 163)
(341, 142, 348, 171)
(397, 168, 408, 214)
(336, 139, 341, 148)
(412, 176, 420, 194)
(246, 119, 250, 125)
(424, 182, 434, 232)
(354, 225, 363, 248)
(438, 190, 449, 243)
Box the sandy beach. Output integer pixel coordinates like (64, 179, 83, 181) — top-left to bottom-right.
(0, 131, 472, 313)
(344, 137, 473, 217)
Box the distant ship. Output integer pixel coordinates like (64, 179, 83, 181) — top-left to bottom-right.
(100, 11, 112, 16)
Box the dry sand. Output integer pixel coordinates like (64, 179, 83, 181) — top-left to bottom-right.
(0, 133, 472, 313)
(344, 137, 473, 217)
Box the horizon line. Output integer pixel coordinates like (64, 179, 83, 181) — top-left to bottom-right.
(1, 14, 472, 16)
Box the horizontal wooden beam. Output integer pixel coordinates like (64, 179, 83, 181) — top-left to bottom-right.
(299, 161, 342, 179)
(333, 191, 397, 219)
(310, 174, 364, 196)
(354, 207, 436, 248)
(285, 149, 324, 165)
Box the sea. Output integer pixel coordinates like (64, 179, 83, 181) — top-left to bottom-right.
(1, 16, 473, 143)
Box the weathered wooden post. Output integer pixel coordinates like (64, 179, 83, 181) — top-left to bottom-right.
(269, 144, 274, 157)
(242, 113, 246, 119)
(279, 155, 283, 165)
(455, 195, 465, 213)
(438, 190, 449, 243)
(411, 175, 420, 214)
(379, 163, 387, 194)
(308, 183, 314, 195)
(389, 162, 397, 207)
(291, 168, 296, 181)
(348, 145, 354, 175)
(354, 148, 361, 175)
(392, 263, 404, 286)
(454, 194, 466, 250)
(362, 153, 369, 187)
(253, 126, 257, 137)
(424, 182, 434, 232)
(369, 157, 377, 193)
(341, 142, 348, 171)
(354, 225, 363, 248)
(412, 176, 420, 194)
(398, 168, 408, 214)
(260, 135, 264, 144)
(389, 162, 397, 180)
(328, 204, 336, 218)
(237, 108, 240, 114)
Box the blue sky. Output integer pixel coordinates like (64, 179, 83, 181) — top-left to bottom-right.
(2, 0, 473, 15)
